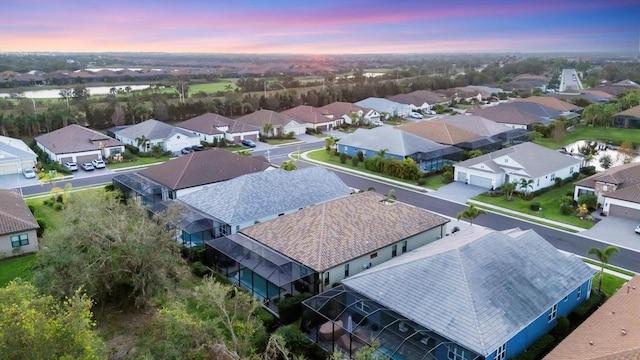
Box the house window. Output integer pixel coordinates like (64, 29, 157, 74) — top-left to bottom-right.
(323, 272, 330, 286)
(370, 252, 377, 259)
(356, 300, 370, 313)
(548, 303, 558, 322)
(448, 346, 467, 360)
(495, 343, 507, 360)
(402, 241, 407, 253)
(564, 295, 568, 302)
(577, 286, 582, 300)
(344, 264, 349, 278)
(11, 234, 29, 248)
(537, 179, 540, 186)
(550, 173, 556, 181)
(392, 245, 397, 257)
(569, 166, 574, 174)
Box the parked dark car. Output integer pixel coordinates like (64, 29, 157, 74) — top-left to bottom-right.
(241, 139, 256, 148)
(191, 144, 205, 152)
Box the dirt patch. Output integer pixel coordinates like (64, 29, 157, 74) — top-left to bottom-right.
(94, 306, 156, 360)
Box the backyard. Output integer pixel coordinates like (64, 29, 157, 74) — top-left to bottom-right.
(534, 125, 640, 149)
(472, 182, 595, 229)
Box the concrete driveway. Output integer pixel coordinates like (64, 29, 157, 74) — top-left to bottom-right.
(430, 182, 488, 204)
(581, 214, 640, 252)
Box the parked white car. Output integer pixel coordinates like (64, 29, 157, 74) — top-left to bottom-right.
(91, 159, 106, 169)
(22, 168, 36, 179)
(635, 224, 640, 235)
(409, 112, 423, 119)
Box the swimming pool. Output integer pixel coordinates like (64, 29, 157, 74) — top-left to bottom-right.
(376, 346, 404, 360)
(230, 269, 282, 301)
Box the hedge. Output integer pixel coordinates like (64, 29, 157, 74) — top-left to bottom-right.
(511, 334, 555, 360)
(276, 292, 312, 325)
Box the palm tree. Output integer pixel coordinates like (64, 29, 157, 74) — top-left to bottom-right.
(519, 178, 534, 198)
(503, 181, 516, 201)
(135, 135, 148, 152)
(263, 123, 273, 138)
(587, 245, 619, 294)
(457, 204, 486, 227)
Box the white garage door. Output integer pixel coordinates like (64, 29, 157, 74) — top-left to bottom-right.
(609, 204, 640, 221)
(469, 174, 492, 188)
(0, 163, 19, 175)
(457, 171, 467, 182)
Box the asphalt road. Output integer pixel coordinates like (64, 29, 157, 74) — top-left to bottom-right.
(20, 143, 640, 272)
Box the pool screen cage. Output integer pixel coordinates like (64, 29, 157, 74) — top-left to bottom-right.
(206, 234, 316, 302)
(302, 285, 480, 360)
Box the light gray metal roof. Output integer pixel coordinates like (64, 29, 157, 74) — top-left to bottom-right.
(113, 119, 198, 141)
(339, 127, 449, 156)
(355, 97, 412, 115)
(343, 228, 594, 356)
(179, 167, 351, 225)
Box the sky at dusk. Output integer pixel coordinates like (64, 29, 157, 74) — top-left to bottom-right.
(1, 0, 639, 54)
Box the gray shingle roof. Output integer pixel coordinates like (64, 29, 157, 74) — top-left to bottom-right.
(339, 127, 449, 156)
(0, 189, 39, 235)
(35, 124, 124, 154)
(455, 142, 581, 178)
(343, 228, 594, 356)
(241, 191, 449, 272)
(179, 167, 351, 225)
(113, 119, 197, 141)
(0, 136, 37, 162)
(439, 115, 513, 137)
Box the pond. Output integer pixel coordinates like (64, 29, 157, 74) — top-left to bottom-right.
(0, 84, 152, 99)
(562, 140, 640, 171)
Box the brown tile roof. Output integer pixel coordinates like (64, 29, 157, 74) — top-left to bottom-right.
(240, 191, 449, 272)
(282, 105, 332, 124)
(574, 163, 640, 191)
(0, 189, 39, 235)
(469, 105, 545, 126)
(35, 124, 124, 155)
(236, 109, 291, 127)
(320, 102, 370, 117)
(514, 96, 581, 112)
(544, 276, 640, 360)
(614, 105, 640, 119)
(175, 113, 233, 135)
(408, 90, 450, 104)
(139, 148, 270, 190)
(604, 184, 640, 203)
(398, 120, 481, 145)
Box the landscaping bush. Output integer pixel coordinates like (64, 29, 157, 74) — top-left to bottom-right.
(565, 191, 574, 197)
(578, 193, 597, 210)
(28, 204, 36, 214)
(104, 184, 115, 192)
(443, 171, 453, 183)
(510, 334, 555, 360)
(210, 271, 232, 286)
(580, 166, 596, 176)
(190, 261, 211, 278)
(569, 291, 604, 324)
(364, 157, 379, 172)
(552, 316, 570, 338)
(572, 172, 580, 180)
(356, 150, 364, 162)
(560, 203, 574, 215)
(554, 177, 563, 188)
(54, 203, 64, 211)
(529, 202, 541, 211)
(339, 152, 347, 164)
(254, 307, 279, 333)
(417, 178, 427, 186)
(36, 218, 47, 237)
(181, 244, 206, 263)
(276, 292, 312, 325)
(351, 156, 359, 167)
(275, 325, 310, 356)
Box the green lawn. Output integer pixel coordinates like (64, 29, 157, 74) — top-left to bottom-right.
(0, 254, 36, 287)
(583, 259, 635, 277)
(264, 138, 300, 145)
(25, 196, 65, 231)
(534, 125, 640, 149)
(107, 155, 173, 169)
(189, 81, 238, 94)
(306, 149, 431, 191)
(473, 183, 595, 229)
(595, 272, 628, 298)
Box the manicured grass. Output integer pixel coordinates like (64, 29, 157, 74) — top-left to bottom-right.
(595, 272, 628, 298)
(583, 259, 635, 277)
(107, 155, 173, 169)
(264, 138, 299, 145)
(421, 175, 451, 190)
(305, 149, 429, 191)
(189, 81, 238, 94)
(25, 196, 65, 231)
(473, 183, 595, 229)
(534, 125, 640, 149)
(0, 254, 36, 287)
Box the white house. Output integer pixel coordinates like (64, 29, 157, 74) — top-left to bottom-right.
(0, 135, 37, 175)
(355, 97, 413, 118)
(454, 142, 581, 190)
(113, 119, 201, 153)
(35, 124, 125, 164)
(176, 113, 260, 144)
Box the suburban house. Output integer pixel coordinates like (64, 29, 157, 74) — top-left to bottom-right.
(454, 142, 581, 189)
(502, 74, 550, 92)
(0, 135, 37, 176)
(512, 96, 582, 114)
(544, 275, 640, 360)
(112, 148, 272, 204)
(573, 162, 640, 220)
(440, 115, 530, 146)
(206, 191, 449, 308)
(282, 105, 338, 132)
(112, 119, 201, 153)
(398, 119, 501, 153)
(35, 124, 125, 164)
(302, 227, 594, 360)
(355, 97, 413, 118)
(387, 90, 448, 112)
(0, 189, 39, 258)
(175, 112, 261, 144)
(337, 127, 462, 173)
(319, 102, 382, 126)
(469, 102, 561, 129)
(236, 109, 306, 136)
(161, 167, 352, 247)
(611, 105, 640, 129)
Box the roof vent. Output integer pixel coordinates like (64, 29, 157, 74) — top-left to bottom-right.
(621, 328, 627, 336)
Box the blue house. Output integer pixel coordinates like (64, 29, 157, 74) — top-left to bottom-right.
(337, 127, 461, 173)
(302, 228, 594, 360)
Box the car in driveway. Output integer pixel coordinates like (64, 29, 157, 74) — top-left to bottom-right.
(64, 161, 78, 171)
(181, 147, 194, 154)
(191, 144, 205, 152)
(22, 168, 36, 179)
(241, 139, 256, 148)
(81, 162, 95, 171)
(636, 224, 640, 235)
(91, 159, 106, 169)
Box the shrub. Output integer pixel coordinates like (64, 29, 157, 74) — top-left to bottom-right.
(28, 204, 36, 214)
(570, 291, 604, 323)
(554, 177, 563, 188)
(552, 316, 570, 338)
(54, 203, 64, 211)
(510, 334, 555, 360)
(417, 178, 426, 186)
(580, 166, 596, 176)
(210, 271, 232, 286)
(254, 307, 279, 333)
(578, 193, 597, 210)
(181, 244, 206, 263)
(276, 293, 312, 325)
(351, 156, 359, 167)
(565, 191, 574, 197)
(356, 150, 364, 162)
(190, 261, 211, 278)
(275, 325, 309, 356)
(530, 202, 541, 211)
(339, 152, 347, 164)
(442, 171, 453, 183)
(560, 203, 573, 215)
(36, 218, 47, 237)
(104, 184, 115, 192)
(364, 157, 379, 172)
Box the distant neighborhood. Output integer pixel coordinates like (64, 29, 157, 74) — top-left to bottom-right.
(1, 57, 639, 360)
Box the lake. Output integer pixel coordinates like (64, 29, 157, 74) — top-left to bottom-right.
(0, 84, 152, 99)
